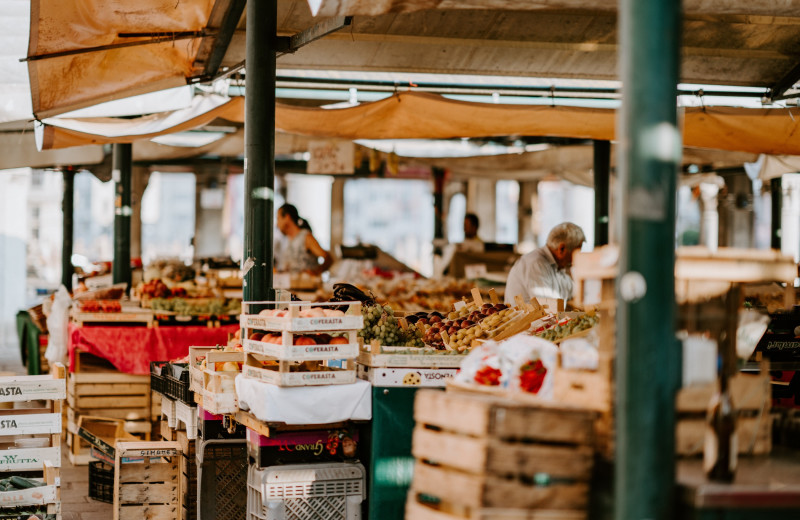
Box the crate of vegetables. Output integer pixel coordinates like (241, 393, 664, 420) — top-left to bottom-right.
(242, 331, 358, 362)
(240, 301, 363, 332)
(200, 350, 244, 415)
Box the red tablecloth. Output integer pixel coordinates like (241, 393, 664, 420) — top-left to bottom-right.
(68, 323, 238, 374)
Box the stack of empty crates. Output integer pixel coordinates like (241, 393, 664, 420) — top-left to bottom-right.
(67, 352, 151, 465)
(407, 390, 597, 520)
(0, 364, 66, 519)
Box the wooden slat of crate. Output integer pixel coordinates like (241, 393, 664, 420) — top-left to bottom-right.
(69, 405, 151, 423)
(406, 497, 587, 520)
(412, 461, 589, 510)
(68, 381, 150, 397)
(69, 394, 150, 410)
(412, 427, 593, 481)
(69, 372, 150, 385)
(118, 504, 179, 520)
(676, 415, 771, 456)
(415, 390, 594, 445)
(676, 373, 770, 414)
(114, 441, 181, 520)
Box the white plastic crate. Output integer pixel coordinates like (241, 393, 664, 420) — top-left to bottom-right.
(247, 462, 365, 520)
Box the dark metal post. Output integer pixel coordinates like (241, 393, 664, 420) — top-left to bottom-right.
(243, 0, 277, 302)
(112, 143, 132, 292)
(616, 0, 682, 518)
(61, 168, 75, 291)
(771, 177, 782, 250)
(593, 140, 611, 246)
(432, 167, 445, 254)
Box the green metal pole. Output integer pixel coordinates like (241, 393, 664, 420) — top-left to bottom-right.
(243, 0, 276, 302)
(616, 0, 682, 518)
(771, 177, 782, 250)
(112, 143, 132, 292)
(593, 140, 611, 246)
(61, 168, 74, 291)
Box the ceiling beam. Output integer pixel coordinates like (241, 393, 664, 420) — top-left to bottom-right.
(767, 61, 800, 101)
(192, 0, 247, 81)
(317, 31, 795, 61)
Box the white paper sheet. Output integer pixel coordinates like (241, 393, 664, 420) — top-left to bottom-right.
(235, 375, 372, 425)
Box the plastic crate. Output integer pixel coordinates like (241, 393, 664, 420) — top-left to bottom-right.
(88, 460, 114, 503)
(166, 363, 194, 404)
(197, 439, 249, 520)
(150, 360, 168, 395)
(247, 462, 366, 520)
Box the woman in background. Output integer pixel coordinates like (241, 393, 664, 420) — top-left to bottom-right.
(275, 204, 333, 275)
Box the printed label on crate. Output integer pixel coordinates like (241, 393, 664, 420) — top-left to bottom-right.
(242, 314, 363, 332)
(247, 428, 359, 466)
(0, 413, 60, 436)
(0, 377, 65, 402)
(244, 339, 358, 360)
(0, 485, 58, 506)
(0, 447, 60, 471)
(357, 350, 465, 368)
(242, 365, 356, 386)
(123, 448, 179, 458)
(357, 365, 458, 387)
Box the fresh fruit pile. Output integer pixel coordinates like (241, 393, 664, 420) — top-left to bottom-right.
(78, 300, 121, 313)
(139, 278, 171, 299)
(149, 297, 241, 315)
(409, 302, 520, 352)
(535, 312, 598, 342)
(249, 332, 350, 346)
(358, 304, 425, 348)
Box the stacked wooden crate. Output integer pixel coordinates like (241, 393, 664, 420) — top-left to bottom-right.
(66, 355, 151, 465)
(0, 364, 66, 519)
(407, 390, 596, 520)
(676, 372, 772, 456)
(113, 441, 181, 520)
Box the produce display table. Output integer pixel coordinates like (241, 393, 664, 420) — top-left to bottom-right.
(677, 448, 800, 519)
(68, 322, 237, 374)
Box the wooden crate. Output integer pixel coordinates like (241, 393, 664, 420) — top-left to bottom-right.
(675, 372, 771, 456)
(114, 441, 181, 520)
(199, 351, 242, 415)
(0, 461, 61, 517)
(408, 390, 595, 519)
(0, 365, 65, 474)
(176, 430, 196, 520)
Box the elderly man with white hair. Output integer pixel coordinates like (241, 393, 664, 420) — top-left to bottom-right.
(504, 222, 586, 306)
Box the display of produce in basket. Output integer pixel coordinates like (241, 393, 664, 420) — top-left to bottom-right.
(77, 300, 121, 313)
(358, 303, 425, 348)
(148, 297, 241, 315)
(417, 303, 522, 352)
(534, 311, 599, 343)
(252, 332, 351, 345)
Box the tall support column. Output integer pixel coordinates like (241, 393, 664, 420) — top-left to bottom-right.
(331, 178, 345, 253)
(244, 0, 277, 302)
(112, 143, 132, 291)
(771, 177, 782, 250)
(61, 168, 75, 291)
(699, 182, 720, 252)
(616, 0, 682, 518)
(593, 140, 611, 246)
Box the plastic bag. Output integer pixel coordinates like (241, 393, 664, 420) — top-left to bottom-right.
(44, 286, 71, 367)
(737, 309, 770, 360)
(561, 328, 600, 370)
(454, 341, 505, 387)
(502, 334, 558, 399)
(455, 335, 558, 399)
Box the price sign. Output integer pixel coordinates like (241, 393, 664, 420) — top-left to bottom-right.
(464, 264, 488, 280)
(307, 140, 355, 174)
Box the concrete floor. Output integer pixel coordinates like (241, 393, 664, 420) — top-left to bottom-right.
(60, 449, 113, 520)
